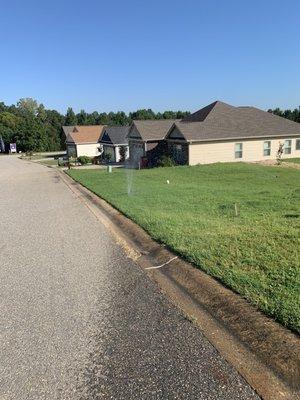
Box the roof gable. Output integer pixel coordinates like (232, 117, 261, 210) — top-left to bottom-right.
(131, 119, 178, 141)
(101, 131, 112, 144)
(171, 101, 300, 142)
(65, 125, 105, 144)
(181, 101, 234, 123)
(62, 126, 75, 137)
(100, 126, 129, 145)
(128, 124, 142, 140)
(167, 125, 185, 140)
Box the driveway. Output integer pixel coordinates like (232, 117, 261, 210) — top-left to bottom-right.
(0, 156, 259, 399)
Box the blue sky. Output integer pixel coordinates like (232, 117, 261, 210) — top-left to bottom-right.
(0, 0, 299, 113)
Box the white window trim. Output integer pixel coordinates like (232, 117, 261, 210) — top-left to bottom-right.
(263, 140, 271, 157)
(284, 139, 292, 155)
(234, 143, 243, 159)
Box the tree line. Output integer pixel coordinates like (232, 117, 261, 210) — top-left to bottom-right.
(268, 107, 300, 122)
(0, 98, 190, 153)
(0, 97, 299, 153)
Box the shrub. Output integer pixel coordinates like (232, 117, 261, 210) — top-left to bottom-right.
(67, 156, 77, 168)
(158, 155, 175, 167)
(119, 145, 127, 162)
(104, 153, 112, 162)
(77, 155, 91, 165)
(91, 156, 101, 165)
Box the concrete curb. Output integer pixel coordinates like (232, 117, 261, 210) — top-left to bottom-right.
(60, 169, 300, 400)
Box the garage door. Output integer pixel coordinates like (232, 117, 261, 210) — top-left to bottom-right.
(130, 142, 144, 166)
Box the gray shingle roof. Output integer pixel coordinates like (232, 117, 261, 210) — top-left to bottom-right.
(170, 101, 300, 142)
(181, 101, 233, 122)
(131, 120, 178, 141)
(100, 126, 129, 145)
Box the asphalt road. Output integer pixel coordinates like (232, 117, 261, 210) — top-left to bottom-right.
(0, 156, 260, 400)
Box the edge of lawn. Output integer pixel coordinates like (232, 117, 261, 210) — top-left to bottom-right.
(66, 165, 299, 335)
(62, 167, 300, 398)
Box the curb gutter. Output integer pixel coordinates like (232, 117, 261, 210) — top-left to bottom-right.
(59, 169, 300, 400)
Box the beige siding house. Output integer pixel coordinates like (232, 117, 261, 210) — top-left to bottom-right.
(166, 101, 300, 165)
(63, 125, 105, 157)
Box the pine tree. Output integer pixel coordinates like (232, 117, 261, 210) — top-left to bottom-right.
(65, 107, 77, 126)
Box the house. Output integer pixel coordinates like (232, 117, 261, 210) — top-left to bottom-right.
(165, 101, 300, 165)
(99, 126, 130, 162)
(127, 119, 177, 167)
(63, 125, 105, 158)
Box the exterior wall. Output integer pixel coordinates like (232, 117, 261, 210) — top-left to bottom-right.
(115, 145, 129, 162)
(188, 137, 300, 165)
(128, 125, 142, 139)
(168, 126, 185, 139)
(146, 141, 167, 166)
(115, 146, 121, 162)
(103, 145, 116, 162)
(76, 143, 101, 157)
(129, 139, 145, 166)
(129, 139, 169, 167)
(167, 141, 189, 164)
(66, 143, 77, 157)
(102, 144, 129, 162)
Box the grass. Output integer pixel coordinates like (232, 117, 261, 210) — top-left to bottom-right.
(67, 163, 300, 333)
(38, 159, 60, 166)
(20, 151, 66, 160)
(283, 158, 300, 164)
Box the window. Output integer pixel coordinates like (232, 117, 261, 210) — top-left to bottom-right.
(263, 141, 271, 156)
(235, 143, 243, 159)
(284, 139, 292, 154)
(296, 139, 300, 150)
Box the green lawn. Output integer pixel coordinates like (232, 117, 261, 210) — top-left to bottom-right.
(20, 151, 66, 161)
(283, 158, 300, 164)
(67, 163, 300, 333)
(38, 159, 60, 166)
